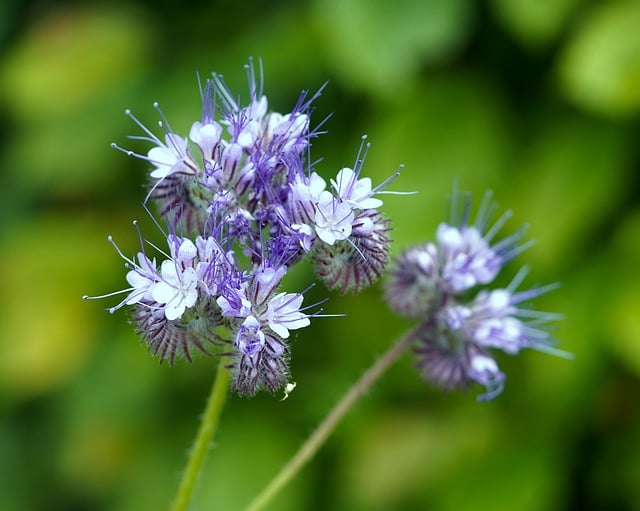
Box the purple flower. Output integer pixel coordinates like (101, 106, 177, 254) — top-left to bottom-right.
(236, 316, 266, 356)
(123, 252, 160, 306)
(414, 327, 506, 402)
(303, 138, 398, 293)
(386, 190, 567, 401)
(152, 262, 199, 321)
(438, 223, 502, 292)
(89, 59, 401, 395)
(385, 242, 440, 318)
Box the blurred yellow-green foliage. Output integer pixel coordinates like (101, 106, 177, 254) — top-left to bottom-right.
(1, 0, 639, 510)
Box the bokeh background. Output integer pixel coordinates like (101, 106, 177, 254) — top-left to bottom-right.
(1, 0, 640, 510)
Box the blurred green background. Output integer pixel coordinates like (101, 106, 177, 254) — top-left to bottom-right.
(1, 0, 639, 510)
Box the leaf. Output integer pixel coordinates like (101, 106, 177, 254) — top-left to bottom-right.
(557, 2, 640, 117)
(504, 112, 631, 272)
(312, 0, 474, 98)
(0, 4, 155, 119)
(490, 0, 583, 50)
(0, 213, 128, 398)
(362, 73, 513, 248)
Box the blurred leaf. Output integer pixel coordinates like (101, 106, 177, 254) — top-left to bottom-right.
(1, 97, 144, 196)
(505, 112, 631, 272)
(340, 407, 498, 510)
(604, 209, 640, 376)
(490, 0, 583, 50)
(0, 5, 156, 197)
(611, 207, 640, 259)
(0, 213, 123, 398)
(56, 329, 166, 497)
(0, 421, 27, 511)
(365, 72, 513, 250)
(432, 435, 566, 511)
(608, 275, 640, 376)
(557, 1, 640, 117)
(194, 405, 310, 511)
(0, 4, 155, 119)
(0, 7, 156, 203)
(311, 0, 474, 98)
(516, 271, 599, 419)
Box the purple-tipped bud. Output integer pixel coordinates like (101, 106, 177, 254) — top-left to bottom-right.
(150, 174, 212, 234)
(132, 300, 223, 364)
(385, 242, 440, 318)
(414, 320, 506, 401)
(312, 209, 391, 294)
(230, 335, 290, 395)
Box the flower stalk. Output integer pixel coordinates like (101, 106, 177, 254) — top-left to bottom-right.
(243, 328, 419, 511)
(170, 358, 231, 511)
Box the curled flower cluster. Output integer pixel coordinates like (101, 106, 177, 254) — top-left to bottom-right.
(385, 191, 565, 401)
(86, 59, 396, 395)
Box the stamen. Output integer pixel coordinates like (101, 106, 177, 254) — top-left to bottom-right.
(372, 165, 408, 195)
(124, 108, 163, 147)
(483, 209, 513, 243)
(511, 281, 560, 303)
(143, 238, 171, 261)
(153, 102, 175, 135)
(474, 190, 495, 232)
(107, 235, 135, 267)
(245, 57, 257, 101)
(507, 265, 530, 292)
(143, 176, 167, 205)
(141, 204, 168, 244)
(448, 180, 461, 225)
(82, 288, 132, 301)
(111, 142, 140, 159)
(210, 72, 238, 113)
(346, 236, 367, 262)
(526, 342, 574, 359)
(459, 193, 473, 227)
(516, 309, 563, 321)
(494, 231, 533, 261)
(353, 135, 369, 178)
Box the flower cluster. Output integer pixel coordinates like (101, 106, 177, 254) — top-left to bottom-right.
(86, 59, 395, 395)
(385, 191, 565, 401)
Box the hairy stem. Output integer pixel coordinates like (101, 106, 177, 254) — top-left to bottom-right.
(244, 329, 418, 511)
(170, 358, 231, 511)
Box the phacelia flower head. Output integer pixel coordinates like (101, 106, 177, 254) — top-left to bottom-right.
(385, 189, 568, 401)
(88, 59, 402, 396)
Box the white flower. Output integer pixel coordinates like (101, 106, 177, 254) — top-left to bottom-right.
(288, 172, 326, 224)
(152, 262, 199, 321)
(124, 253, 159, 305)
(314, 191, 354, 245)
(189, 121, 222, 160)
(265, 292, 310, 338)
(331, 167, 383, 209)
(148, 133, 196, 179)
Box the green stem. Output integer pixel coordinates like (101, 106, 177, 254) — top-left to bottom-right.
(243, 329, 418, 511)
(170, 358, 231, 511)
